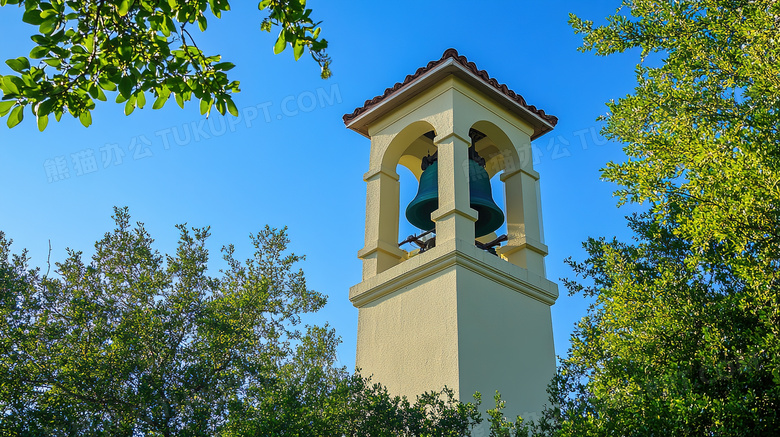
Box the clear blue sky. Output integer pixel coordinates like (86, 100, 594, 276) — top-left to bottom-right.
(1, 1, 644, 370)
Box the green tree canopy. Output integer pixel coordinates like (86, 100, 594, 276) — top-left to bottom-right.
(541, 1, 780, 435)
(0, 207, 493, 436)
(0, 0, 330, 130)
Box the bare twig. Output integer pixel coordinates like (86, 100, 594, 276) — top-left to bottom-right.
(45, 239, 52, 278)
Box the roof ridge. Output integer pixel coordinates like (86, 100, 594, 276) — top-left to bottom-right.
(343, 48, 558, 127)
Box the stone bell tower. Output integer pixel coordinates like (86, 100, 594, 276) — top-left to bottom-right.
(344, 49, 559, 421)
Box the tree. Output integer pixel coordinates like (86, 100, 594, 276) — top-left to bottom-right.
(540, 1, 780, 435)
(0, 0, 330, 130)
(0, 207, 487, 436)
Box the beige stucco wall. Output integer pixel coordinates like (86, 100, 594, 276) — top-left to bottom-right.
(352, 239, 558, 421)
(456, 265, 556, 421)
(356, 268, 461, 397)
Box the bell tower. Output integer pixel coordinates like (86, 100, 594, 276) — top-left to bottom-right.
(344, 49, 559, 421)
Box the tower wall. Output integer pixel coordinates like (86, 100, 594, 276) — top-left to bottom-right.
(345, 49, 560, 431)
(351, 239, 558, 420)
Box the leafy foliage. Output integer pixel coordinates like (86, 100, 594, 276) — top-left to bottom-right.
(544, 1, 780, 435)
(0, 0, 330, 129)
(0, 207, 490, 436)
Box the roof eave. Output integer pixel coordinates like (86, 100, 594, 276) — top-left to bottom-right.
(344, 58, 556, 140)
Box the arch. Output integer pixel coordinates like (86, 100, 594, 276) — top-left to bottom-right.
(381, 120, 436, 180)
(470, 120, 520, 179)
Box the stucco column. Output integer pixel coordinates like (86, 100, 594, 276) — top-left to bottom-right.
(431, 133, 477, 244)
(358, 166, 407, 279)
(499, 167, 548, 277)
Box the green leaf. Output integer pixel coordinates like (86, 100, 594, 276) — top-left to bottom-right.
(258, 0, 271, 10)
(30, 46, 49, 59)
(198, 15, 207, 31)
(88, 83, 99, 99)
(2, 76, 22, 95)
(274, 32, 286, 54)
(0, 101, 16, 117)
(118, 44, 132, 61)
(117, 0, 131, 16)
(87, 83, 106, 102)
(293, 40, 304, 61)
(39, 18, 57, 35)
(199, 98, 211, 115)
(118, 76, 133, 98)
(7, 105, 23, 128)
(43, 58, 61, 67)
(99, 78, 117, 91)
(22, 10, 43, 25)
(226, 97, 238, 117)
(37, 98, 54, 116)
(95, 86, 106, 101)
(152, 94, 167, 109)
(175, 92, 184, 108)
(5, 58, 29, 72)
(37, 113, 48, 131)
(213, 62, 235, 71)
(136, 90, 146, 108)
(79, 110, 92, 127)
(125, 95, 136, 115)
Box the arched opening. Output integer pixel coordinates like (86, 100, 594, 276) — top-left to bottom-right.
(397, 165, 423, 245)
(374, 119, 527, 263)
(468, 121, 521, 256)
(396, 130, 437, 257)
(368, 122, 438, 264)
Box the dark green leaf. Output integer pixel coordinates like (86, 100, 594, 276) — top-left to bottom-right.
(22, 10, 43, 25)
(37, 98, 54, 116)
(118, 76, 133, 98)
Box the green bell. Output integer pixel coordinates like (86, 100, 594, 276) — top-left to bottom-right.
(405, 153, 504, 238)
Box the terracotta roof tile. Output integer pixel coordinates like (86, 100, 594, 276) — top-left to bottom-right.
(343, 48, 558, 128)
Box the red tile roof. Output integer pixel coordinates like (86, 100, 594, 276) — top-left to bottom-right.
(343, 48, 559, 129)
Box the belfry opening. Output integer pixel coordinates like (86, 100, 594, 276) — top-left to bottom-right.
(402, 128, 506, 255)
